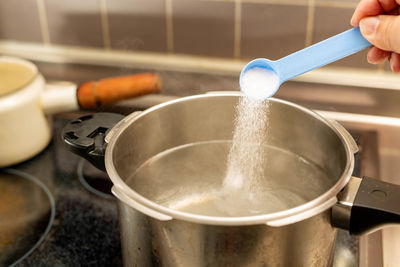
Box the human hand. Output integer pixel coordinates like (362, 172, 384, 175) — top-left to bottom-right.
(351, 0, 400, 72)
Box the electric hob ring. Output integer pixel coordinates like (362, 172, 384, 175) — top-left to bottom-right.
(77, 159, 113, 199)
(0, 168, 55, 266)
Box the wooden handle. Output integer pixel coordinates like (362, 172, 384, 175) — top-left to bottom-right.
(77, 73, 162, 109)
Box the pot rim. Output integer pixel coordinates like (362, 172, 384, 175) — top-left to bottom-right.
(0, 56, 39, 96)
(0, 74, 44, 111)
(105, 93, 355, 226)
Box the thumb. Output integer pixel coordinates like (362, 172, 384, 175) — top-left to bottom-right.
(359, 15, 400, 54)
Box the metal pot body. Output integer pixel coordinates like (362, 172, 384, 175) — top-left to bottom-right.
(105, 94, 355, 267)
(118, 200, 337, 267)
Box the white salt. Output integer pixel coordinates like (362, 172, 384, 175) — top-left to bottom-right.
(222, 67, 278, 200)
(223, 97, 270, 195)
(240, 67, 279, 100)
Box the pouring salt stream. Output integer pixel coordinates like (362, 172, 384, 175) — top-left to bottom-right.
(126, 27, 371, 217)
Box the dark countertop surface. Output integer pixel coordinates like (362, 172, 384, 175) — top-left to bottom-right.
(3, 117, 122, 267)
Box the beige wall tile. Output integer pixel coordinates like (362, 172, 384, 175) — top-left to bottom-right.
(316, 0, 358, 3)
(45, 0, 103, 47)
(107, 0, 167, 52)
(313, 6, 375, 69)
(241, 4, 308, 60)
(172, 0, 235, 58)
(0, 0, 42, 42)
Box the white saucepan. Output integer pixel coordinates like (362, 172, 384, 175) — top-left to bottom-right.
(0, 56, 161, 167)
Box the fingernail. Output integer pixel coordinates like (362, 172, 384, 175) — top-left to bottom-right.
(360, 17, 379, 35)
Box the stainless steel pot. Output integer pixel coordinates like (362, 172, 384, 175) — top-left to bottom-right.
(63, 93, 400, 267)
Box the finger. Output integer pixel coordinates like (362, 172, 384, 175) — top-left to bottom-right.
(351, 0, 400, 26)
(367, 46, 391, 63)
(389, 52, 400, 72)
(378, 0, 398, 12)
(351, 0, 384, 26)
(388, 7, 400, 15)
(359, 15, 400, 53)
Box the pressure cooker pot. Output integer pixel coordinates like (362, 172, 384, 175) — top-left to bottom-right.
(63, 94, 400, 267)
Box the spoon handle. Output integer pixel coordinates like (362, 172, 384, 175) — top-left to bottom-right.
(275, 27, 371, 83)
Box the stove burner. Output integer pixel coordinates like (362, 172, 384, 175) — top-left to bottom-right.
(77, 159, 113, 199)
(0, 169, 55, 267)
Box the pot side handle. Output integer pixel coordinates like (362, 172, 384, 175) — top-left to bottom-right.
(62, 112, 125, 171)
(332, 176, 400, 235)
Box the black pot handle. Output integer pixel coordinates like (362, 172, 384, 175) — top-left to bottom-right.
(332, 176, 400, 235)
(62, 113, 124, 171)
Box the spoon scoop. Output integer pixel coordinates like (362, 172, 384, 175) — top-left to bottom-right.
(240, 27, 371, 100)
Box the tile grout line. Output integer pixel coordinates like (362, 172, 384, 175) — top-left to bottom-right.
(305, 0, 315, 47)
(36, 0, 50, 45)
(233, 0, 242, 59)
(165, 0, 174, 53)
(100, 0, 111, 50)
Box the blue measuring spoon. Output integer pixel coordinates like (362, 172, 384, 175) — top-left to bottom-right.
(240, 27, 371, 99)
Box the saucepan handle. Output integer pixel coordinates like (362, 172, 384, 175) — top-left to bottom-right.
(62, 112, 125, 171)
(332, 176, 400, 235)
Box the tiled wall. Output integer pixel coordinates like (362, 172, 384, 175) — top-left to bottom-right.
(0, 0, 379, 70)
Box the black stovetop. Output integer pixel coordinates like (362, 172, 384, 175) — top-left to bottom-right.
(1, 112, 372, 267)
(1, 116, 122, 267)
